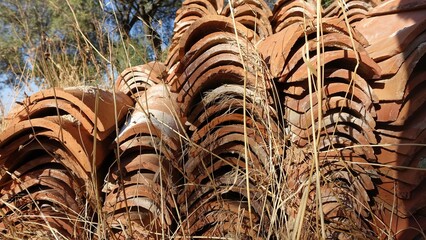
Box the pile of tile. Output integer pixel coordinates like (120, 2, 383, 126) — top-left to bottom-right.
(0, 87, 132, 238)
(166, 1, 282, 237)
(355, 1, 426, 238)
(259, 10, 382, 237)
(103, 82, 184, 238)
(0, 0, 425, 239)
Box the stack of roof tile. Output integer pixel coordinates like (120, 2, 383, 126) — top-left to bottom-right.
(324, 0, 382, 24)
(177, 84, 282, 238)
(355, 1, 426, 238)
(271, 0, 317, 32)
(0, 0, 425, 239)
(103, 64, 185, 239)
(259, 13, 381, 237)
(167, 0, 283, 237)
(221, 0, 273, 39)
(0, 87, 132, 238)
(169, 16, 266, 113)
(166, 0, 224, 74)
(166, 0, 273, 78)
(271, 0, 383, 33)
(116, 61, 167, 100)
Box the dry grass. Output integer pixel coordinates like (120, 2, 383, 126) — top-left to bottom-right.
(1, 1, 423, 239)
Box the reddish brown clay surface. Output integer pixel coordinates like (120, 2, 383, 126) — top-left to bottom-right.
(1, 0, 426, 239)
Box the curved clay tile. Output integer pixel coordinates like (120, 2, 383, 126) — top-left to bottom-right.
(279, 33, 369, 77)
(227, 0, 272, 15)
(208, 0, 224, 13)
(285, 80, 377, 111)
(259, 14, 382, 238)
(222, 0, 273, 39)
(188, 131, 268, 172)
(387, 84, 426, 127)
(368, 26, 426, 66)
(271, 0, 317, 32)
(0, 119, 96, 238)
(115, 61, 167, 99)
(258, 18, 373, 78)
(166, 15, 257, 84)
(104, 142, 178, 238)
(282, 49, 380, 83)
(368, 0, 426, 16)
(5, 87, 133, 141)
(324, 0, 378, 25)
(166, 0, 222, 70)
(177, 15, 256, 59)
(102, 84, 183, 239)
(186, 202, 262, 238)
(356, 7, 426, 57)
(173, 4, 216, 40)
(0, 117, 107, 172)
(288, 117, 375, 158)
(0, 188, 84, 238)
(2, 1, 426, 239)
(183, 0, 224, 12)
(372, 41, 426, 102)
(187, 85, 278, 134)
(324, 68, 380, 103)
(177, 83, 282, 238)
(169, 18, 268, 115)
(284, 148, 377, 239)
(120, 84, 185, 148)
(191, 113, 272, 143)
(176, 51, 251, 87)
(178, 173, 267, 238)
(286, 98, 377, 139)
(350, 4, 426, 238)
(234, 15, 273, 40)
(175, 32, 240, 73)
(373, 94, 426, 237)
(179, 65, 263, 115)
(184, 199, 256, 228)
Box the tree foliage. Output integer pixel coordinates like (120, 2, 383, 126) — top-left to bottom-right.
(0, 0, 180, 88)
(105, 0, 180, 57)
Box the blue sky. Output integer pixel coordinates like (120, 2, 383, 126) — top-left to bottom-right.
(1, 79, 40, 117)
